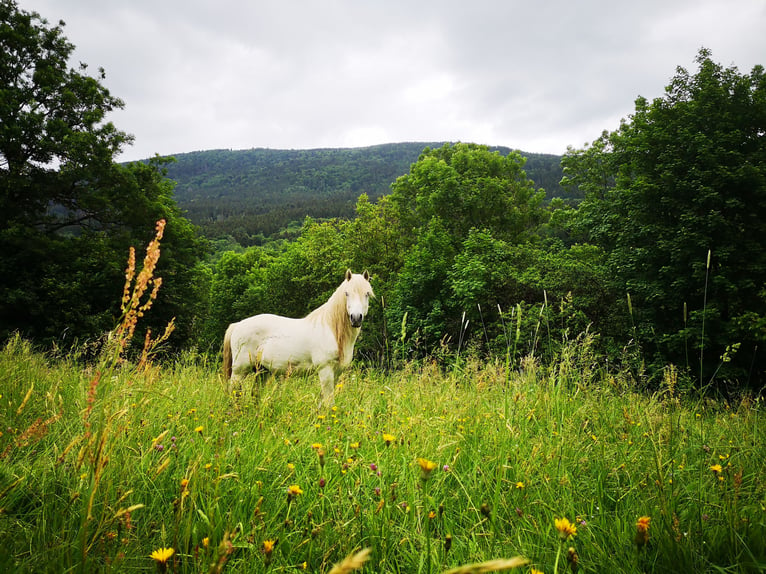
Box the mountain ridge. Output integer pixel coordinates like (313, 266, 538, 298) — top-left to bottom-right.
(157, 142, 566, 245)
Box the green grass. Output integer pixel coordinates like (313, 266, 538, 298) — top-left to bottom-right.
(1, 334, 765, 573)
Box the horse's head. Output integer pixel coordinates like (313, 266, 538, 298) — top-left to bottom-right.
(344, 269, 373, 328)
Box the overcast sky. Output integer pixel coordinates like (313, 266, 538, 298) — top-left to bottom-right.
(18, 0, 766, 162)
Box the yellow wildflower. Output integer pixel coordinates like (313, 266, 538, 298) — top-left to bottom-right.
(150, 546, 174, 563)
(710, 464, 723, 474)
(554, 517, 577, 540)
(263, 539, 276, 566)
(287, 484, 303, 500)
(194, 425, 204, 434)
(383, 433, 396, 445)
(635, 515, 650, 548)
(417, 457, 438, 481)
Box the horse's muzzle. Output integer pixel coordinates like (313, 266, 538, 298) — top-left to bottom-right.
(350, 314, 363, 328)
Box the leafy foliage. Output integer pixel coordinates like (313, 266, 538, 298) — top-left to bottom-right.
(563, 49, 766, 387)
(385, 143, 549, 352)
(0, 2, 207, 348)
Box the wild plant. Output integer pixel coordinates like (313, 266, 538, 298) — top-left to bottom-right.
(69, 219, 173, 569)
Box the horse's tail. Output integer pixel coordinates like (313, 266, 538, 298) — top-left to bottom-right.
(223, 325, 233, 380)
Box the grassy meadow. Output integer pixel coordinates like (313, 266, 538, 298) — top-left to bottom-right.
(1, 331, 765, 573)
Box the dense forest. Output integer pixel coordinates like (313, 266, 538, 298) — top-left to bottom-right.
(165, 144, 567, 245)
(2, 1, 765, 394)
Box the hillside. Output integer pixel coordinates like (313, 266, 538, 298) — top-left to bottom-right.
(161, 143, 565, 245)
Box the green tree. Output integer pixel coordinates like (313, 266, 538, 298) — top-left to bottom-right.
(199, 247, 270, 350)
(563, 49, 766, 387)
(0, 2, 207, 347)
(387, 143, 547, 352)
(392, 218, 457, 354)
(447, 231, 622, 361)
(390, 143, 545, 245)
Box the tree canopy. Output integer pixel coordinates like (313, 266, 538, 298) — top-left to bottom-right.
(563, 48, 766, 387)
(0, 1, 207, 347)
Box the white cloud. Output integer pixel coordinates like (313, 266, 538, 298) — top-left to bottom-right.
(17, 0, 766, 161)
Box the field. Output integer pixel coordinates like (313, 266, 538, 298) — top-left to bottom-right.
(1, 332, 764, 574)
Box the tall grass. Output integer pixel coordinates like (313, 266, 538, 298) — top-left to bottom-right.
(0, 227, 764, 573)
(1, 338, 764, 572)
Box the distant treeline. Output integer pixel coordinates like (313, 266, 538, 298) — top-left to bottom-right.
(164, 143, 569, 245)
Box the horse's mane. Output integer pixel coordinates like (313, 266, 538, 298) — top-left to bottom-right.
(306, 277, 362, 364)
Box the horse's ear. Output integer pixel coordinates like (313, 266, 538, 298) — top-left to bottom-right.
(345, 269, 352, 281)
(363, 270, 370, 281)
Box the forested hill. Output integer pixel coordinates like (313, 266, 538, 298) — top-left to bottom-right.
(162, 142, 564, 246)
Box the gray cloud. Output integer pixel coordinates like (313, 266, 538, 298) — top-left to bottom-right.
(19, 0, 766, 161)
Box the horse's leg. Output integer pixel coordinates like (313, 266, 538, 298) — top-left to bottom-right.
(228, 356, 251, 398)
(228, 372, 242, 396)
(251, 368, 269, 401)
(318, 364, 336, 408)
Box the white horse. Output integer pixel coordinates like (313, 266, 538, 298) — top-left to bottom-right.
(223, 270, 373, 406)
